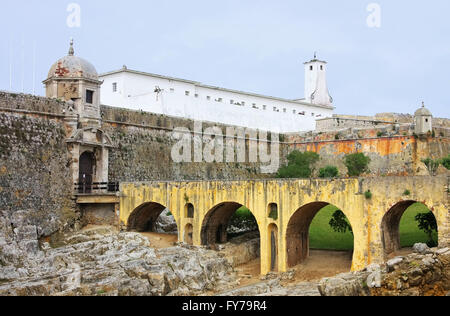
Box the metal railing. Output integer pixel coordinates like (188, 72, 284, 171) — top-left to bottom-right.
(74, 182, 120, 194)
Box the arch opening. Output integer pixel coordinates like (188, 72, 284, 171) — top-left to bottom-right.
(286, 202, 354, 270)
(78, 151, 95, 193)
(185, 203, 194, 219)
(268, 224, 279, 272)
(381, 201, 438, 257)
(184, 224, 194, 245)
(201, 202, 261, 277)
(268, 203, 278, 220)
(201, 202, 259, 245)
(127, 202, 177, 234)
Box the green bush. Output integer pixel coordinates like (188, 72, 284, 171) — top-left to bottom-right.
(364, 190, 373, 199)
(277, 151, 320, 179)
(403, 190, 411, 196)
(442, 155, 450, 170)
(344, 153, 371, 177)
(319, 166, 339, 178)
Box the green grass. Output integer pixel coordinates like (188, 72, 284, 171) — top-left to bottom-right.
(398, 203, 438, 247)
(308, 203, 438, 251)
(229, 204, 437, 251)
(309, 205, 354, 251)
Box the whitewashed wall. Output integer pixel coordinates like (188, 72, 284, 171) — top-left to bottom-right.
(99, 71, 334, 133)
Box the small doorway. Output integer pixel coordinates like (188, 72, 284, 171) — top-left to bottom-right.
(79, 151, 95, 193)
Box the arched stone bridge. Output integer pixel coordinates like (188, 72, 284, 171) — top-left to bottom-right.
(119, 176, 449, 275)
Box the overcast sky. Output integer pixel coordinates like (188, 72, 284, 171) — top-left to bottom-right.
(0, 0, 449, 118)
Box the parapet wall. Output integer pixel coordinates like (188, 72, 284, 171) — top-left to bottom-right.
(100, 105, 272, 182)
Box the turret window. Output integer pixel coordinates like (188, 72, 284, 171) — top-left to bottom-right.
(112, 82, 117, 92)
(86, 90, 94, 104)
(310, 66, 313, 71)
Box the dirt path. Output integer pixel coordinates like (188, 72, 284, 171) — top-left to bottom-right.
(139, 232, 178, 249)
(290, 250, 353, 283)
(232, 250, 353, 288)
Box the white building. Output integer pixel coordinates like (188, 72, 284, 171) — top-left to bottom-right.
(99, 57, 335, 133)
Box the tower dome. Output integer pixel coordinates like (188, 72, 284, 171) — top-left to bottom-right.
(46, 39, 98, 81)
(43, 39, 102, 125)
(414, 104, 432, 117)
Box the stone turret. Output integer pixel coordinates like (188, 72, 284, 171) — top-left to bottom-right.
(43, 39, 113, 189)
(414, 102, 433, 135)
(43, 39, 102, 127)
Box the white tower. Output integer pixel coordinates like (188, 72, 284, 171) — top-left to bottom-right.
(304, 54, 333, 107)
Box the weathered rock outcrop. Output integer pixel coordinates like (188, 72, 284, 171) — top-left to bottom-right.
(319, 247, 450, 296)
(155, 211, 178, 234)
(0, 226, 238, 296)
(219, 232, 260, 267)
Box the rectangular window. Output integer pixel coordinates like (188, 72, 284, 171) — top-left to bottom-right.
(195, 94, 199, 98)
(263, 105, 267, 110)
(170, 88, 175, 93)
(86, 90, 94, 104)
(283, 108, 287, 113)
(230, 100, 234, 104)
(241, 102, 245, 106)
(185, 91, 190, 96)
(207, 96, 211, 100)
(112, 83, 117, 92)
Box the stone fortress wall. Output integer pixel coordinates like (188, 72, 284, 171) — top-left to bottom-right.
(0, 91, 449, 240)
(0, 91, 273, 238)
(287, 112, 450, 177)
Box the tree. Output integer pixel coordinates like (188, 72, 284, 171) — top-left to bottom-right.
(277, 151, 320, 178)
(415, 212, 438, 247)
(329, 210, 353, 235)
(319, 166, 339, 178)
(344, 153, 371, 177)
(228, 207, 258, 235)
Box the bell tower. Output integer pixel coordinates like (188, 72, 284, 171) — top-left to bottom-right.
(304, 54, 333, 107)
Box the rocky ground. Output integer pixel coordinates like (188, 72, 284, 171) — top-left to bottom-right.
(1, 208, 449, 296)
(217, 244, 450, 297)
(0, 219, 239, 296)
